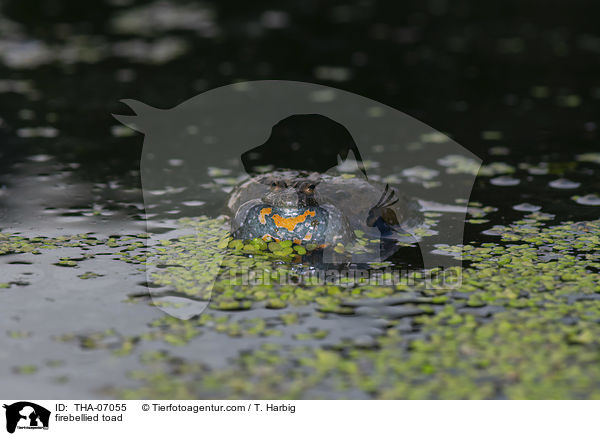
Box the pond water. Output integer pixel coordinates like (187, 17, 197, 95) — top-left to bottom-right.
(1, 0, 600, 399)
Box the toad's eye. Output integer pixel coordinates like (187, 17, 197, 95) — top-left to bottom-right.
(271, 180, 287, 189)
(303, 184, 316, 194)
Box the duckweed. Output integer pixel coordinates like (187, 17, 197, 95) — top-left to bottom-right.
(114, 217, 600, 399)
(4, 210, 600, 399)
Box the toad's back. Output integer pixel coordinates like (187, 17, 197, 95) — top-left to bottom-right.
(227, 170, 423, 246)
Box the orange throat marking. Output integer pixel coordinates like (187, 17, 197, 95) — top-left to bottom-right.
(258, 207, 272, 225)
(272, 210, 316, 232)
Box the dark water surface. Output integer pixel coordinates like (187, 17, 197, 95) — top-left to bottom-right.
(1, 0, 600, 398)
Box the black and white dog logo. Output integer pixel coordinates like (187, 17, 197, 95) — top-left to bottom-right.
(3, 402, 50, 434)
